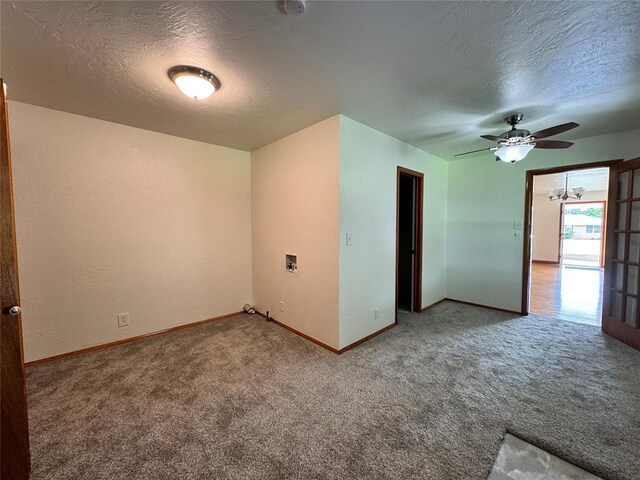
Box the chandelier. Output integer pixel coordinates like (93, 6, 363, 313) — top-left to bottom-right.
(548, 172, 585, 201)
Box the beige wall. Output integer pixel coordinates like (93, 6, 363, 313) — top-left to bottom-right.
(338, 116, 448, 348)
(446, 128, 640, 312)
(9, 101, 252, 362)
(251, 115, 448, 350)
(532, 190, 608, 262)
(251, 116, 340, 349)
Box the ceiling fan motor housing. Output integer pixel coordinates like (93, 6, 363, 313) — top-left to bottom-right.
(499, 114, 530, 142)
(505, 113, 524, 126)
(502, 128, 531, 142)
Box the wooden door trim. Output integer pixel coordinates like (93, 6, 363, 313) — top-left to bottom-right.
(26, 310, 244, 366)
(601, 200, 608, 269)
(558, 203, 563, 264)
(395, 166, 424, 324)
(521, 159, 623, 315)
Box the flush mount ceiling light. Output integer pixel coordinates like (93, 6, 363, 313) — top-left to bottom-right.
(168, 66, 221, 100)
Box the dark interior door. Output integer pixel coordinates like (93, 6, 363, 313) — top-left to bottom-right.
(1, 79, 31, 479)
(603, 157, 640, 350)
(398, 174, 415, 311)
(396, 167, 423, 317)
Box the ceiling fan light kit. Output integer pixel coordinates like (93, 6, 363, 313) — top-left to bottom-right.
(454, 114, 579, 163)
(495, 144, 533, 163)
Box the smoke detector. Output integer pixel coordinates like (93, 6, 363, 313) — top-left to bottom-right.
(283, 0, 306, 16)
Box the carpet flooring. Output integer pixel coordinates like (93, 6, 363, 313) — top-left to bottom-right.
(26, 301, 640, 480)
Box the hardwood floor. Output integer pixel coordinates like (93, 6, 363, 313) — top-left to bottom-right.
(530, 262, 603, 326)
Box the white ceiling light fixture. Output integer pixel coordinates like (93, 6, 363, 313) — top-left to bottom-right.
(494, 144, 534, 164)
(168, 66, 221, 100)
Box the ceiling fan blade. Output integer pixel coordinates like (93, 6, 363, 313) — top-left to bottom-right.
(480, 135, 503, 142)
(530, 122, 579, 140)
(453, 147, 493, 157)
(534, 140, 574, 149)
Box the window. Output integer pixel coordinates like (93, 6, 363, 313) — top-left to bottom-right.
(587, 225, 594, 233)
(586, 225, 602, 234)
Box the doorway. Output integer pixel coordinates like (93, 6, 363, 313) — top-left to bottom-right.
(522, 161, 618, 326)
(396, 167, 423, 319)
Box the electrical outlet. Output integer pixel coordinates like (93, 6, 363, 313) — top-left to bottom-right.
(514, 231, 522, 239)
(117, 313, 130, 327)
(374, 308, 379, 320)
(279, 301, 285, 312)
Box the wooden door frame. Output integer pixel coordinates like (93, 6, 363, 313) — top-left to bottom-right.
(558, 200, 607, 268)
(521, 159, 622, 315)
(557, 204, 563, 264)
(395, 167, 424, 323)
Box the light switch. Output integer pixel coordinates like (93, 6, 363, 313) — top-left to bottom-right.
(346, 233, 353, 246)
(514, 220, 523, 230)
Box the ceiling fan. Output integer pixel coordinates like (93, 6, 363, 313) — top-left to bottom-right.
(454, 114, 579, 163)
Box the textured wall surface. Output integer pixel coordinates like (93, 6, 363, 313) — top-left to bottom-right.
(339, 116, 448, 349)
(446, 128, 640, 313)
(2, 1, 639, 157)
(9, 101, 252, 362)
(251, 116, 340, 349)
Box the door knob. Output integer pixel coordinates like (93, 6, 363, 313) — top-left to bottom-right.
(9, 306, 21, 315)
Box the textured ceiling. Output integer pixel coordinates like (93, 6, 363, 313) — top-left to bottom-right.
(533, 167, 609, 195)
(1, 1, 639, 158)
